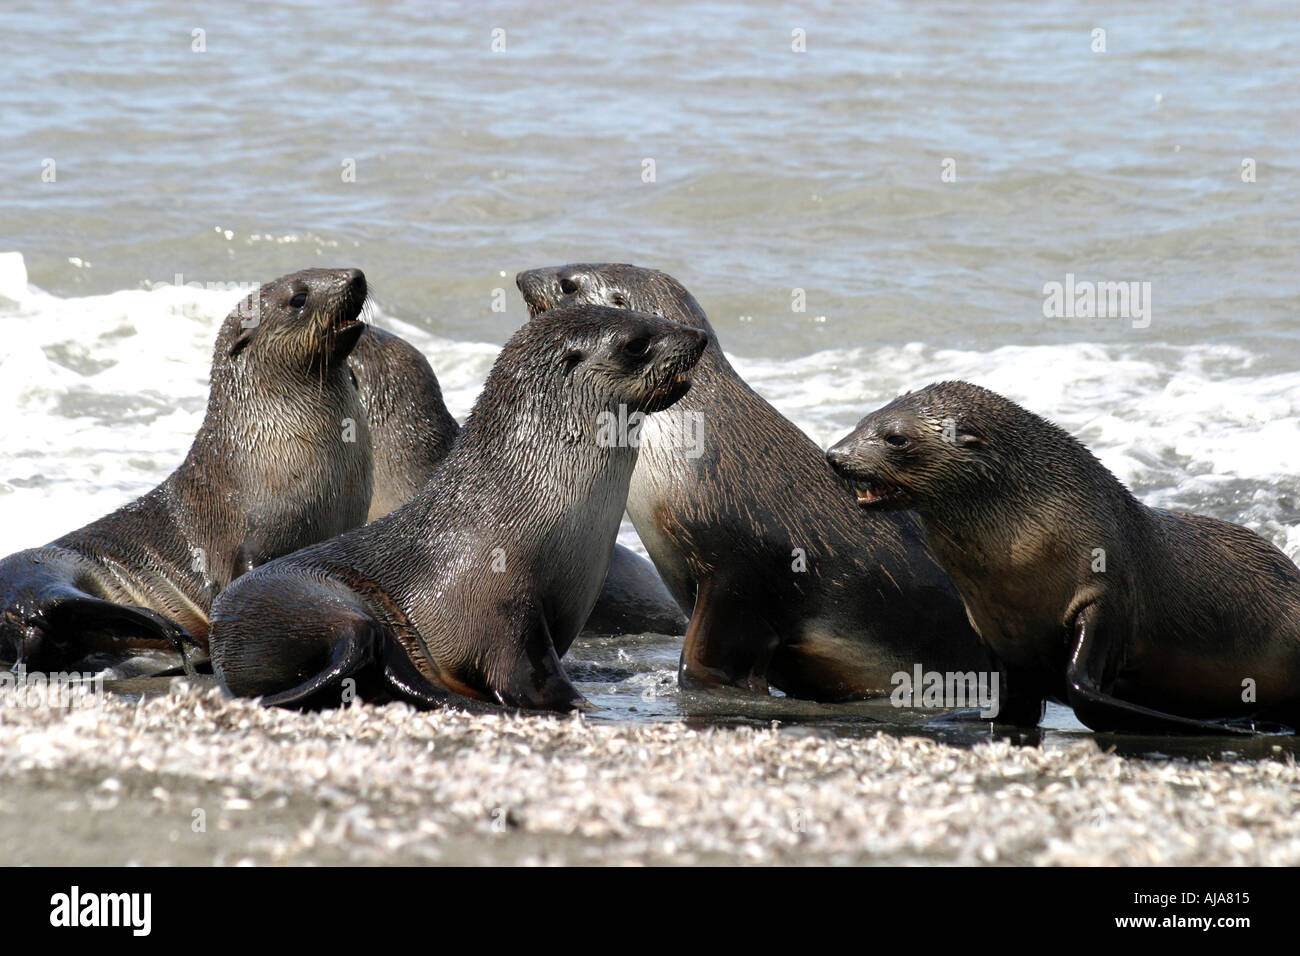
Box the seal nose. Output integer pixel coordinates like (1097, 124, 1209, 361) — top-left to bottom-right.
(516, 268, 558, 313)
(825, 445, 852, 475)
(343, 268, 366, 296)
(686, 327, 707, 359)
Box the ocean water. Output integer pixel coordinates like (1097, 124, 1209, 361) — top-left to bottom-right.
(2, 2, 1298, 744)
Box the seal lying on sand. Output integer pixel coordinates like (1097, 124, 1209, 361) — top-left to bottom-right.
(209, 305, 707, 711)
(516, 264, 990, 701)
(827, 380, 1300, 734)
(0, 269, 373, 670)
(350, 325, 686, 635)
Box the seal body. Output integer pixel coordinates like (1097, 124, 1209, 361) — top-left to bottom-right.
(209, 305, 707, 712)
(350, 324, 686, 635)
(349, 326, 459, 523)
(827, 380, 1300, 734)
(516, 264, 990, 701)
(582, 546, 688, 635)
(0, 269, 373, 670)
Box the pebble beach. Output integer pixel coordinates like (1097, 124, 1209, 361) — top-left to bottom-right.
(3, 680, 1298, 867)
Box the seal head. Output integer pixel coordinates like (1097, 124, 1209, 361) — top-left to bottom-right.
(825, 381, 1008, 511)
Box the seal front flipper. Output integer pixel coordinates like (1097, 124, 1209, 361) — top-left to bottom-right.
(678, 578, 780, 694)
(24, 593, 204, 675)
(1065, 604, 1281, 735)
(490, 607, 588, 712)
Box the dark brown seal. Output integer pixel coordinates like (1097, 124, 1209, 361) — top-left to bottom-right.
(348, 326, 459, 523)
(0, 268, 373, 670)
(826, 380, 1300, 734)
(208, 304, 707, 711)
(516, 263, 991, 701)
(349, 324, 687, 635)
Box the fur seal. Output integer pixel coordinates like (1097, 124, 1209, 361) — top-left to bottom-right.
(208, 304, 707, 711)
(348, 326, 459, 523)
(349, 324, 687, 636)
(516, 263, 991, 701)
(826, 380, 1300, 734)
(0, 268, 373, 670)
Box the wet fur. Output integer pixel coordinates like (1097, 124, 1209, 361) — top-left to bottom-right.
(0, 269, 373, 669)
(516, 264, 990, 700)
(209, 305, 706, 712)
(350, 325, 686, 635)
(828, 380, 1300, 732)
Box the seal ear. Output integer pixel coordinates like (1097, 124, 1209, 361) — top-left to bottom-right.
(957, 425, 986, 447)
(228, 327, 255, 358)
(561, 350, 586, 374)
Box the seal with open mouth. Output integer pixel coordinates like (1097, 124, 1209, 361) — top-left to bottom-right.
(827, 380, 1300, 734)
(350, 325, 688, 636)
(208, 304, 707, 711)
(516, 263, 993, 702)
(0, 268, 373, 670)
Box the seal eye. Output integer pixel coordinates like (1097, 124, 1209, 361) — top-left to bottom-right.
(559, 278, 580, 295)
(289, 291, 308, 309)
(884, 433, 910, 448)
(623, 336, 651, 358)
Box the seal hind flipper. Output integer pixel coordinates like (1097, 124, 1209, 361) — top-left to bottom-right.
(1066, 606, 1287, 736)
(212, 577, 511, 712)
(376, 638, 502, 714)
(214, 595, 381, 709)
(33, 595, 204, 674)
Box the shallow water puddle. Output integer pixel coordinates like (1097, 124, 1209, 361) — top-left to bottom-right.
(12, 635, 1298, 765)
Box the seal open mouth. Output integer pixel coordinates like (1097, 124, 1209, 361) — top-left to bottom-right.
(330, 287, 369, 343)
(328, 312, 367, 358)
(644, 370, 692, 412)
(847, 477, 908, 508)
